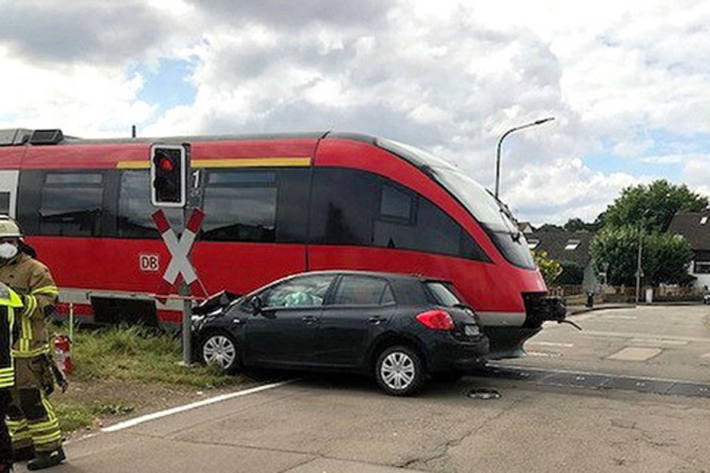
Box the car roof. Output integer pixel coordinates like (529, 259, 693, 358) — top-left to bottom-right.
(286, 270, 451, 284)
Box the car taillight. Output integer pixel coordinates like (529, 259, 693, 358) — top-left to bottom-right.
(416, 310, 454, 330)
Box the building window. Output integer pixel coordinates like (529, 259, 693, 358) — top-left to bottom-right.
(39, 172, 104, 236)
(564, 239, 581, 250)
(527, 239, 540, 250)
(694, 261, 710, 274)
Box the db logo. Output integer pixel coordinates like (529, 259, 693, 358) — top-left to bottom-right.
(139, 254, 160, 272)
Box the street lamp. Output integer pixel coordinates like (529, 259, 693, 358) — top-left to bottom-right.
(495, 117, 555, 198)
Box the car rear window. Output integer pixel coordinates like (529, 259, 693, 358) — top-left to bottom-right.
(425, 282, 462, 307)
(332, 276, 395, 305)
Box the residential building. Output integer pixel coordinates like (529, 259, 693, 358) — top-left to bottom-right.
(518, 221, 535, 234)
(527, 231, 598, 292)
(667, 210, 710, 289)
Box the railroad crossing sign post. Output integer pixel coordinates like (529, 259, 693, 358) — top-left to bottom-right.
(151, 142, 202, 365)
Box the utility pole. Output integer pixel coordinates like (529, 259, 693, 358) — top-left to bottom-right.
(635, 227, 643, 304)
(495, 117, 555, 198)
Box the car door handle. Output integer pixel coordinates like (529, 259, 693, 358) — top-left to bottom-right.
(368, 316, 386, 324)
(302, 315, 319, 323)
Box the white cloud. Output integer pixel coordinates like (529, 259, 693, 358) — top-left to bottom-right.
(503, 158, 644, 225)
(2, 0, 709, 223)
(682, 159, 710, 201)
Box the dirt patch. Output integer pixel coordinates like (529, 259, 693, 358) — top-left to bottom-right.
(55, 376, 256, 439)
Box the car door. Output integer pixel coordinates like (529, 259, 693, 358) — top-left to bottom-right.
(244, 274, 336, 367)
(317, 275, 396, 367)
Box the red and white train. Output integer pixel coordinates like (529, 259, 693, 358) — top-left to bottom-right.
(0, 128, 565, 358)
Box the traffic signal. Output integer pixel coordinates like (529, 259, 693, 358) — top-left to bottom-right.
(150, 144, 186, 207)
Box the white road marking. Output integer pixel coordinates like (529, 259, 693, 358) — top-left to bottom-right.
(528, 341, 574, 348)
(582, 330, 710, 344)
(102, 380, 294, 433)
(701, 352, 710, 359)
(608, 347, 662, 361)
(526, 351, 562, 358)
(630, 338, 688, 346)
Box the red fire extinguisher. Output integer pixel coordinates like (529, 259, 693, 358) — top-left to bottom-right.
(54, 335, 73, 375)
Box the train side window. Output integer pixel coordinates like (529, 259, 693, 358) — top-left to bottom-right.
(374, 179, 489, 261)
(117, 170, 183, 238)
(275, 169, 309, 243)
(380, 184, 414, 222)
(39, 172, 104, 236)
(309, 168, 379, 245)
(0, 192, 9, 215)
(201, 170, 277, 242)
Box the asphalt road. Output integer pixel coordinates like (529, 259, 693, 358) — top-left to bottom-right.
(17, 304, 710, 473)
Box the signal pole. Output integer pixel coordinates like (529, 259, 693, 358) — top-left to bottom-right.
(181, 143, 193, 365)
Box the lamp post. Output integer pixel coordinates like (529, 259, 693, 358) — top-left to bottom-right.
(635, 209, 652, 304)
(495, 117, 555, 198)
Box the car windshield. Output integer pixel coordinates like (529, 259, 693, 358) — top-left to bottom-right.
(377, 138, 536, 269)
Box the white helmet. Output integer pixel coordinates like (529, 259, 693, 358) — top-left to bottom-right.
(0, 216, 22, 239)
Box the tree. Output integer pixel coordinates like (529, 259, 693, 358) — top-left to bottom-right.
(563, 218, 587, 232)
(532, 250, 562, 286)
(557, 261, 585, 285)
(536, 216, 604, 233)
(536, 223, 564, 232)
(603, 180, 708, 233)
(590, 226, 693, 286)
(643, 233, 695, 286)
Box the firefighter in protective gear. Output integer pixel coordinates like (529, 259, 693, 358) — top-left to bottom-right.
(0, 217, 65, 470)
(0, 283, 23, 472)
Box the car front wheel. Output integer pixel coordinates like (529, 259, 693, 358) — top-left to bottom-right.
(201, 332, 240, 374)
(375, 345, 425, 396)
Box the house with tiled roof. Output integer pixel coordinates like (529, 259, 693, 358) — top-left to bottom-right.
(667, 210, 710, 289)
(518, 221, 535, 234)
(526, 230, 598, 291)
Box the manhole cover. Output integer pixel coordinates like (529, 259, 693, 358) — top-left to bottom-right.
(467, 388, 502, 400)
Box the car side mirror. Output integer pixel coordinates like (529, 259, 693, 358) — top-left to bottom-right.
(249, 295, 263, 314)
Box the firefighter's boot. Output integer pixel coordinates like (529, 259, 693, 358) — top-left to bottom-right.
(27, 447, 65, 470)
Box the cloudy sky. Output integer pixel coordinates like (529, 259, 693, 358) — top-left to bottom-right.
(1, 0, 709, 225)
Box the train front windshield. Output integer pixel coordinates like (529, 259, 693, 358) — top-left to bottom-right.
(378, 138, 536, 270)
(434, 169, 536, 269)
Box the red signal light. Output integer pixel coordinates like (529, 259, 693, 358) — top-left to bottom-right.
(415, 310, 454, 330)
(159, 157, 174, 172)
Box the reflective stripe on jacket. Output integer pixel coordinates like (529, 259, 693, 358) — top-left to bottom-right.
(0, 287, 23, 388)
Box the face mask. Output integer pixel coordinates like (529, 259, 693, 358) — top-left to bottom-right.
(0, 243, 18, 260)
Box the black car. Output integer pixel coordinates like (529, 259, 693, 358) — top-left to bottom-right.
(192, 271, 489, 395)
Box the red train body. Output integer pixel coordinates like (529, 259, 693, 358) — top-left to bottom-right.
(0, 129, 557, 358)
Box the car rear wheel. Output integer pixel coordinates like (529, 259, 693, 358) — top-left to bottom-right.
(201, 332, 240, 374)
(375, 345, 425, 396)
